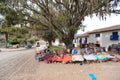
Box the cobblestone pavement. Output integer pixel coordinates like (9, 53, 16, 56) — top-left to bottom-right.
(0, 49, 120, 80)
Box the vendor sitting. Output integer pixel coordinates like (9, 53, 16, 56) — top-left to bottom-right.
(72, 48, 78, 55)
(35, 52, 44, 62)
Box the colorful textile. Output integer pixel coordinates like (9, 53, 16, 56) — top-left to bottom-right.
(72, 54, 84, 61)
(52, 55, 62, 62)
(92, 53, 108, 61)
(84, 54, 97, 61)
(97, 54, 108, 61)
(62, 54, 72, 63)
(112, 55, 120, 62)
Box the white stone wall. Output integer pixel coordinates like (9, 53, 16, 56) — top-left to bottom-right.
(101, 30, 120, 48)
(87, 30, 120, 48)
(87, 34, 101, 44)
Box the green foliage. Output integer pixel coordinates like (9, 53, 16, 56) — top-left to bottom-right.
(34, 38, 39, 41)
(55, 15, 67, 25)
(9, 27, 29, 45)
(5, 10, 17, 25)
(0, 0, 6, 3)
(0, 27, 11, 33)
(9, 37, 19, 45)
(50, 46, 62, 51)
(0, 3, 5, 14)
(0, 1, 28, 47)
(0, 38, 5, 42)
(42, 30, 57, 42)
(27, 38, 39, 44)
(16, 34, 23, 38)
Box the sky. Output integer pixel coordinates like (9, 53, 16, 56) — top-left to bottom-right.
(77, 14, 120, 34)
(0, 14, 4, 18)
(0, 14, 4, 21)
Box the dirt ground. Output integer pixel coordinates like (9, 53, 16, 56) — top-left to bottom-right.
(11, 62, 120, 80)
(0, 49, 120, 80)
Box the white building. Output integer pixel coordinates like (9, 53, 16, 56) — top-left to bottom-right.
(52, 39, 60, 46)
(79, 25, 120, 48)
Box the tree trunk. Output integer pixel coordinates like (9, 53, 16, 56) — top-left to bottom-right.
(64, 40, 73, 49)
(62, 36, 74, 49)
(58, 29, 75, 49)
(62, 37, 73, 54)
(48, 40, 52, 47)
(5, 33, 9, 48)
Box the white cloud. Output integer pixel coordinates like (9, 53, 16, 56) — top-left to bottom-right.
(77, 14, 120, 34)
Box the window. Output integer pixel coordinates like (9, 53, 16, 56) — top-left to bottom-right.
(110, 32, 119, 40)
(112, 32, 118, 35)
(95, 34, 100, 38)
(84, 38, 87, 44)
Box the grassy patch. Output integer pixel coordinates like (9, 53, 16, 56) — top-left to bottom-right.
(50, 46, 63, 51)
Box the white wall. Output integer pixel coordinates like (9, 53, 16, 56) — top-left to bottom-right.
(101, 30, 120, 48)
(52, 39, 60, 46)
(87, 34, 101, 44)
(87, 30, 120, 48)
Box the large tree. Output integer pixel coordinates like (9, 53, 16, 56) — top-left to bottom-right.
(2, 0, 120, 48)
(0, 0, 29, 47)
(42, 30, 57, 47)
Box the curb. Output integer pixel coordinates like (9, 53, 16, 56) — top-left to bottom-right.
(0, 48, 29, 52)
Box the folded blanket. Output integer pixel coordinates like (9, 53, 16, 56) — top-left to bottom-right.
(84, 54, 97, 60)
(72, 54, 84, 61)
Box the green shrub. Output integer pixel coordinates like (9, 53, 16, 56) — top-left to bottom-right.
(50, 46, 62, 51)
(27, 38, 39, 44)
(9, 37, 19, 45)
(0, 38, 5, 42)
